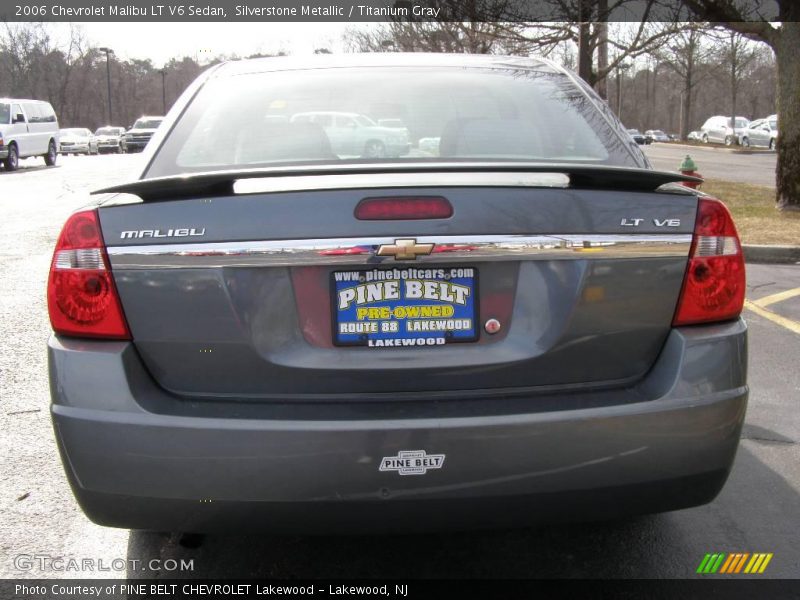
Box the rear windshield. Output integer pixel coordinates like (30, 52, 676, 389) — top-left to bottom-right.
(146, 66, 637, 178)
(0, 103, 10, 124)
(96, 127, 120, 135)
(132, 119, 163, 130)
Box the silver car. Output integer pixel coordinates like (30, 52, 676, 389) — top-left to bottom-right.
(58, 128, 97, 155)
(644, 129, 669, 143)
(290, 111, 410, 158)
(700, 115, 750, 145)
(47, 54, 748, 534)
(94, 126, 126, 154)
(739, 115, 778, 150)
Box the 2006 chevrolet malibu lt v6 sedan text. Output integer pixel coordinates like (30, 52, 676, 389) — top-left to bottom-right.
(47, 54, 747, 534)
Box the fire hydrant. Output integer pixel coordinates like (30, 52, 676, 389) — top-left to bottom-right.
(679, 155, 703, 189)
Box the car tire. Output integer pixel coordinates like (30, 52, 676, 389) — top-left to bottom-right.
(4, 143, 19, 172)
(363, 140, 386, 158)
(44, 140, 57, 166)
(741, 137, 749, 148)
(702, 134, 708, 143)
(724, 135, 733, 146)
(769, 139, 775, 151)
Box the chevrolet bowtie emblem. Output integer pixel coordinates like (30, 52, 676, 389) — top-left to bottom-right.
(377, 239, 435, 261)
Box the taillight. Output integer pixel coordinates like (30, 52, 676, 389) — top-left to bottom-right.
(47, 209, 130, 339)
(355, 197, 453, 220)
(673, 197, 745, 326)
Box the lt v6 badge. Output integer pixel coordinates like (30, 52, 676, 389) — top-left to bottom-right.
(621, 218, 681, 227)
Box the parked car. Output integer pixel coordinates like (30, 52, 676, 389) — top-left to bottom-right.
(644, 129, 669, 143)
(700, 115, 750, 145)
(739, 115, 778, 150)
(687, 131, 701, 141)
(47, 53, 747, 534)
(417, 136, 441, 155)
(121, 116, 164, 153)
(94, 126, 126, 154)
(626, 128, 647, 145)
(0, 98, 59, 171)
(59, 128, 97, 155)
(290, 111, 411, 158)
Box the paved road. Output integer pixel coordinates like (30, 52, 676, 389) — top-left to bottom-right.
(1, 155, 798, 580)
(643, 143, 777, 187)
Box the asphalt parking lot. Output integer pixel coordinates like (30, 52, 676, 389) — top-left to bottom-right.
(643, 143, 777, 186)
(1, 154, 798, 580)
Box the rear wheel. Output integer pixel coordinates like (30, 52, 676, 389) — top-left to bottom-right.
(724, 135, 733, 146)
(44, 140, 57, 166)
(741, 137, 749, 148)
(702, 134, 708, 143)
(4, 143, 19, 171)
(363, 140, 386, 158)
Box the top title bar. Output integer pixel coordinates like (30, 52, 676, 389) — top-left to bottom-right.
(0, 0, 782, 22)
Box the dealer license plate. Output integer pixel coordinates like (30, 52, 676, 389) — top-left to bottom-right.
(332, 267, 478, 347)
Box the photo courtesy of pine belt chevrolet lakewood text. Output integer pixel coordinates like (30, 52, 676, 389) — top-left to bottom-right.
(47, 53, 747, 534)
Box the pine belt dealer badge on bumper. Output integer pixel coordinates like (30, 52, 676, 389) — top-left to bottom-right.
(379, 450, 445, 475)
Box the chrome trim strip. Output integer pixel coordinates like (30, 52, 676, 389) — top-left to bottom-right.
(233, 172, 570, 194)
(107, 234, 692, 269)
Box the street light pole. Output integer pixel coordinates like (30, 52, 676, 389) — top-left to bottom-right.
(98, 47, 114, 124)
(616, 62, 631, 121)
(160, 69, 167, 114)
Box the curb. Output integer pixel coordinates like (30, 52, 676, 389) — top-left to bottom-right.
(743, 245, 800, 265)
(660, 142, 774, 155)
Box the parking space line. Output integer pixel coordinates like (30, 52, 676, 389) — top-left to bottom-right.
(744, 300, 800, 335)
(752, 287, 800, 308)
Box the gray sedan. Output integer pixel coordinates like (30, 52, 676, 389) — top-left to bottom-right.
(739, 115, 778, 150)
(46, 53, 748, 534)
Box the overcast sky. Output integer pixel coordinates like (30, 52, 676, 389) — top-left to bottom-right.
(56, 22, 354, 64)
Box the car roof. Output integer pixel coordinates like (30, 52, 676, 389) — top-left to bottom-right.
(213, 53, 562, 79)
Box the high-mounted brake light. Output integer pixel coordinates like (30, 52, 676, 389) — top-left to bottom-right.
(355, 197, 453, 220)
(673, 197, 745, 326)
(47, 209, 130, 339)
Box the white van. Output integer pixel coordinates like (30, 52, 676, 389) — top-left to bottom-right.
(0, 98, 60, 171)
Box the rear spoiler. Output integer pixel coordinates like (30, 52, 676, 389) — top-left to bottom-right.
(92, 162, 702, 202)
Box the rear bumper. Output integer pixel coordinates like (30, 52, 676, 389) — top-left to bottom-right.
(49, 319, 748, 533)
(60, 145, 89, 154)
(122, 139, 150, 151)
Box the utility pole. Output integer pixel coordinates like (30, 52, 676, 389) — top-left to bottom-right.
(616, 62, 631, 121)
(160, 69, 167, 114)
(98, 47, 114, 124)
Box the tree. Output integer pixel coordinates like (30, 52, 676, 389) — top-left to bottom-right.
(684, 0, 799, 210)
(710, 28, 758, 143)
(655, 23, 715, 139)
